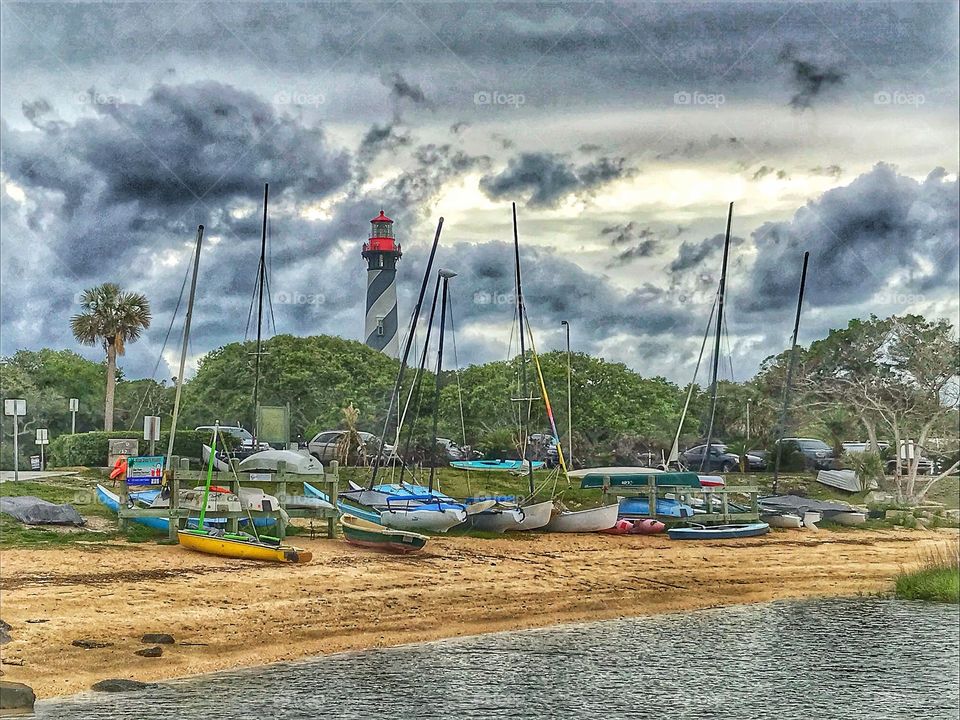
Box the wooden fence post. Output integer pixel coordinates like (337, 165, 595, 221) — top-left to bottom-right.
(328, 460, 339, 539)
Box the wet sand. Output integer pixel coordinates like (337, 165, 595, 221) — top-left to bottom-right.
(0, 528, 953, 698)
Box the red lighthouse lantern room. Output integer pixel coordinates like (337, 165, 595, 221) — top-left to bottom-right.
(363, 210, 402, 256)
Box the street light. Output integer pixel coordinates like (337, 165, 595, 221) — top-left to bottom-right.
(560, 320, 572, 467)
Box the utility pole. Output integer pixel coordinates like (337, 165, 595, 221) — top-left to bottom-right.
(69, 398, 79, 434)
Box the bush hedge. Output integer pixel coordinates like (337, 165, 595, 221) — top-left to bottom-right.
(47, 430, 233, 468)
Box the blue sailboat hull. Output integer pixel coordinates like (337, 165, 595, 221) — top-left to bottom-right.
(303, 481, 383, 525)
(96, 485, 273, 531)
(618, 497, 695, 519)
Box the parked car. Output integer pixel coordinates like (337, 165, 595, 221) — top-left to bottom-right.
(307, 430, 395, 464)
(437, 437, 481, 462)
(774, 437, 836, 471)
(680, 443, 766, 472)
(842, 441, 935, 475)
(527, 433, 560, 468)
(194, 425, 271, 452)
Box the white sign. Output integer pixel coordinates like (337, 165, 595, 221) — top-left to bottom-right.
(36, 428, 49, 445)
(143, 416, 161, 442)
(4, 399, 26, 416)
(69, 398, 79, 411)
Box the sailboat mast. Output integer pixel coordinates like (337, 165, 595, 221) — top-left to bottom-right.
(429, 271, 454, 492)
(397, 274, 442, 486)
(772, 251, 810, 493)
(370, 218, 444, 489)
(512, 202, 535, 497)
(165, 225, 205, 472)
(700, 202, 733, 472)
(252, 183, 269, 444)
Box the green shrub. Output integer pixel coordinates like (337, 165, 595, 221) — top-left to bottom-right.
(841, 450, 885, 484)
(47, 430, 232, 467)
(477, 427, 520, 459)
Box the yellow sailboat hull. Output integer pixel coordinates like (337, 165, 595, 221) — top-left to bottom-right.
(177, 530, 312, 564)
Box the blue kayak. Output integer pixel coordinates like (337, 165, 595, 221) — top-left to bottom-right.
(618, 497, 695, 519)
(667, 522, 770, 540)
(450, 459, 545, 472)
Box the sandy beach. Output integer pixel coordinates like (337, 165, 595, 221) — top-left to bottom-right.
(0, 528, 953, 699)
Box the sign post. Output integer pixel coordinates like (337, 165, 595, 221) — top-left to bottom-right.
(69, 398, 79, 434)
(4, 399, 26, 482)
(143, 416, 161, 456)
(35, 428, 49, 470)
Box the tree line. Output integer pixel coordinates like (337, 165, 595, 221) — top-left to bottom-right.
(1, 282, 957, 502)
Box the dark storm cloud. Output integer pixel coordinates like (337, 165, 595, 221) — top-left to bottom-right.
(780, 46, 846, 111)
(810, 165, 843, 178)
(668, 234, 745, 274)
(601, 222, 662, 266)
(449, 242, 700, 350)
(743, 163, 959, 312)
(383, 71, 427, 105)
(0, 81, 492, 378)
(751, 166, 788, 181)
(479, 153, 634, 207)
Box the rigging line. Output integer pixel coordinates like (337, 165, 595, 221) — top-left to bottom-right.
(668, 289, 719, 463)
(244, 270, 260, 341)
(265, 211, 277, 335)
(263, 269, 277, 336)
(722, 310, 735, 382)
(520, 301, 570, 482)
(217, 425, 260, 542)
(127, 259, 192, 429)
(446, 293, 473, 495)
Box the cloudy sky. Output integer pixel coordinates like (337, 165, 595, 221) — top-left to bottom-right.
(2, 2, 958, 386)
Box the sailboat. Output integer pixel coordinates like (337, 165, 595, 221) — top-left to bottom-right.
(468, 204, 557, 532)
(178, 423, 312, 563)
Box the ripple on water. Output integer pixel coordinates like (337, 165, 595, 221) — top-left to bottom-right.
(35, 598, 960, 720)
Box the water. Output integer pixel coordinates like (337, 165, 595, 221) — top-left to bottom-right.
(36, 598, 959, 719)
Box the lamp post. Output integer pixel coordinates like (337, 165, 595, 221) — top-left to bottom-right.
(746, 399, 751, 443)
(69, 398, 79, 434)
(561, 320, 572, 468)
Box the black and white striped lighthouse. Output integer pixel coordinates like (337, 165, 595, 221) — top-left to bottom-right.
(362, 210, 402, 356)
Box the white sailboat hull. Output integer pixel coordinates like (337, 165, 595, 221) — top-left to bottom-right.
(763, 513, 803, 529)
(516, 500, 556, 531)
(544, 504, 619, 533)
(379, 507, 466, 533)
(468, 507, 525, 533)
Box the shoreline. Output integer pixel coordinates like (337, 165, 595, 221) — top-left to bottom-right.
(1, 528, 955, 699)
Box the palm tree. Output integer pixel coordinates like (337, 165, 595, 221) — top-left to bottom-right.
(71, 283, 151, 431)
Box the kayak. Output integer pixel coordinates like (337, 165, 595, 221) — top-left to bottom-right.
(667, 522, 770, 540)
(450, 459, 544, 472)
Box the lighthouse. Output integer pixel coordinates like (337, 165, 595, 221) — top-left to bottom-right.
(362, 210, 402, 356)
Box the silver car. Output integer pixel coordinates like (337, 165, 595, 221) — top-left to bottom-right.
(307, 430, 394, 464)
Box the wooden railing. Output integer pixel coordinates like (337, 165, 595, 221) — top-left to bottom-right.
(117, 457, 340, 541)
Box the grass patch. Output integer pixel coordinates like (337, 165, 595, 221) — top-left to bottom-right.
(895, 542, 960, 603)
(0, 514, 115, 547)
